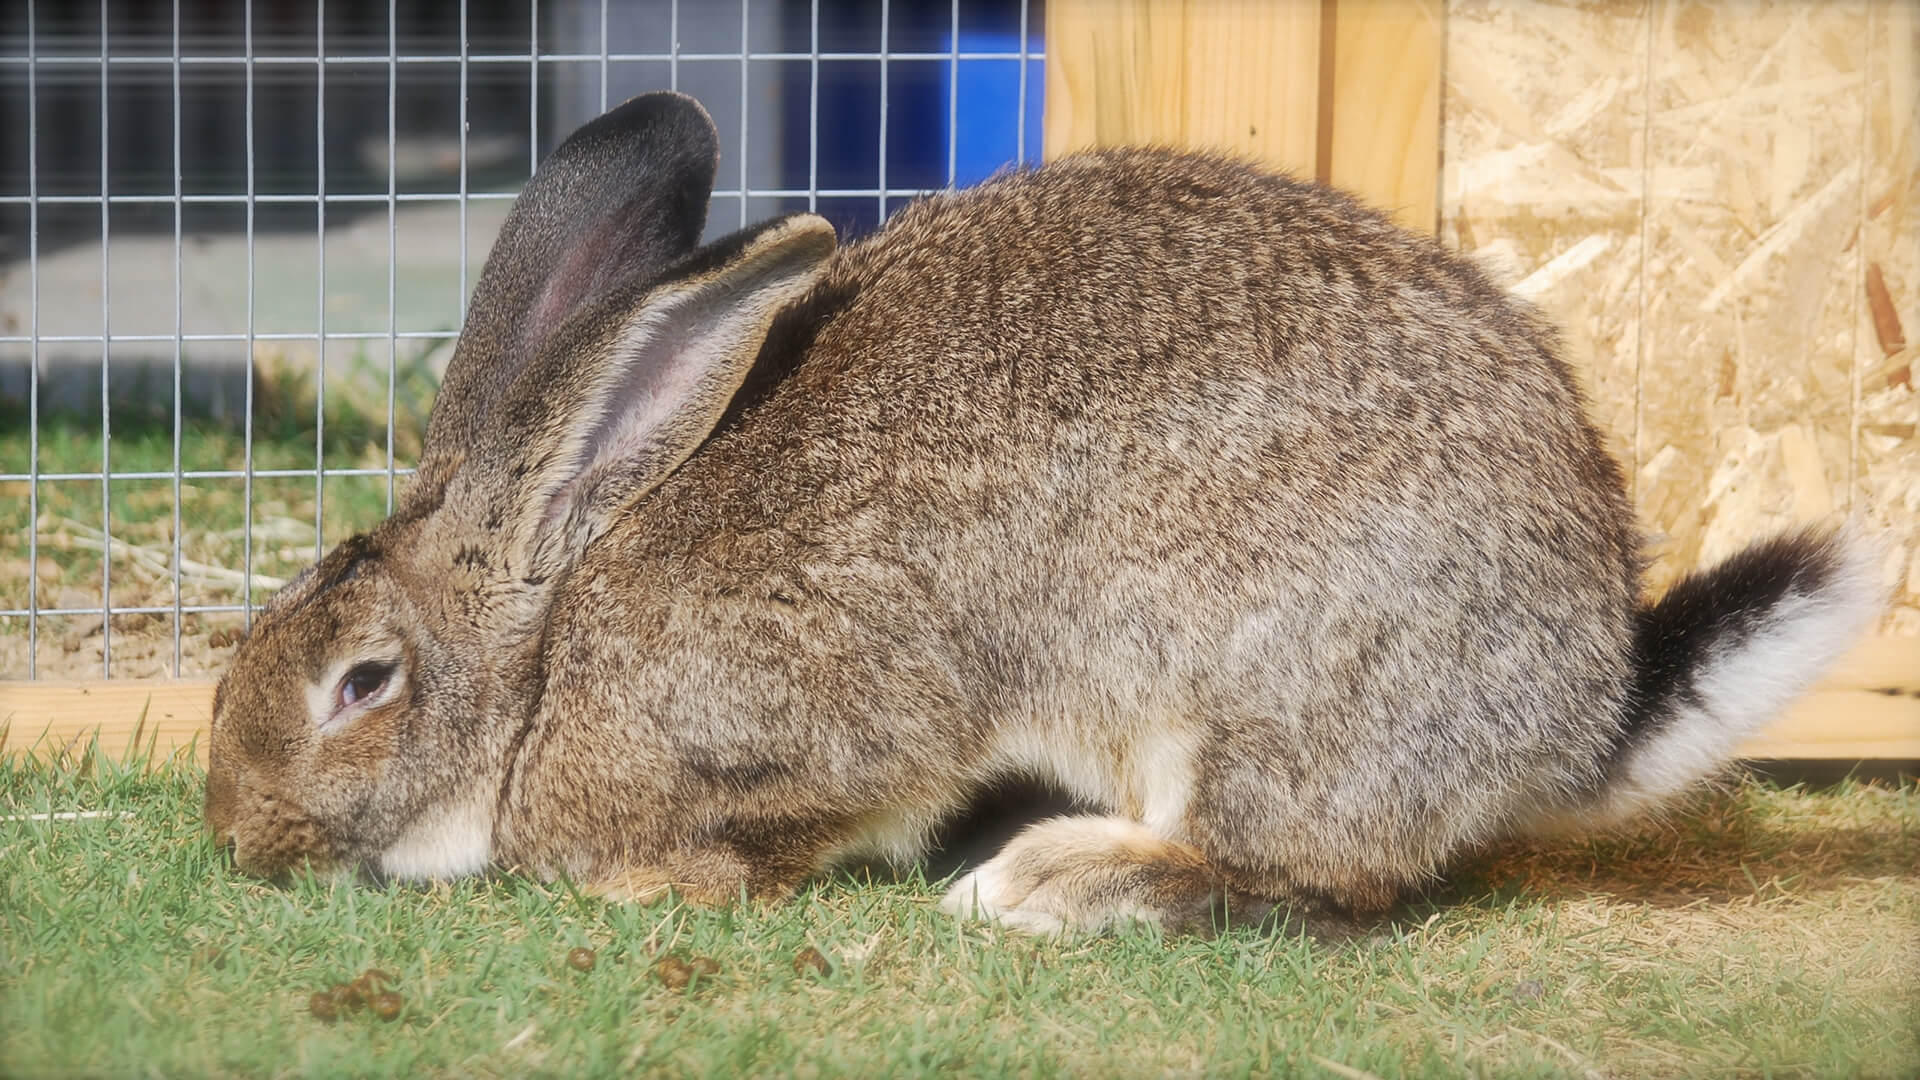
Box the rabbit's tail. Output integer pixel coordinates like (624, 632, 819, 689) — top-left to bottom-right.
(1575, 527, 1883, 827)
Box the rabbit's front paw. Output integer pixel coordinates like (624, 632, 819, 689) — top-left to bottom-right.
(940, 815, 1220, 935)
(585, 846, 783, 906)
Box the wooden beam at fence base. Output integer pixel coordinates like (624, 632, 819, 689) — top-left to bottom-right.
(1, 637, 1915, 769)
(1323, 0, 1442, 233)
(1, 680, 213, 768)
(1738, 635, 1920, 762)
(1043, 0, 1324, 176)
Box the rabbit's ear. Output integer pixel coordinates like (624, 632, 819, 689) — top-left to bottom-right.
(409, 92, 720, 503)
(475, 212, 836, 577)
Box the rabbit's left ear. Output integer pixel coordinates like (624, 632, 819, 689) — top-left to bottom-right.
(465, 212, 836, 578)
(408, 92, 721, 509)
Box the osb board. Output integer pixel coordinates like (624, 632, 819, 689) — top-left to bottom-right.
(1044, 0, 1324, 177)
(1857, 0, 1920, 635)
(1637, 0, 1865, 598)
(1445, 0, 1920, 633)
(2, 636, 1916, 769)
(1441, 0, 1651, 487)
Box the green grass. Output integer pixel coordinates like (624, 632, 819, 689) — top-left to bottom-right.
(2, 752, 1916, 1078)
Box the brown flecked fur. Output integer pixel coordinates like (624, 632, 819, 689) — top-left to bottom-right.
(206, 93, 1882, 935)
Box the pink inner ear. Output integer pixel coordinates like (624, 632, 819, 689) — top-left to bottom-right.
(524, 241, 612, 357)
(520, 193, 672, 360)
(586, 324, 706, 467)
(523, 221, 829, 552)
(537, 320, 702, 535)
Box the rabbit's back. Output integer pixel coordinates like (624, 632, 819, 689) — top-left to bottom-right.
(572, 149, 1641, 885)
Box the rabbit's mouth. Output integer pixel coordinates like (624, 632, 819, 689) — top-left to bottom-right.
(229, 831, 353, 884)
(219, 791, 354, 883)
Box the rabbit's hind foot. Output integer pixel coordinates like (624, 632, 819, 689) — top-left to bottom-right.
(939, 815, 1222, 935)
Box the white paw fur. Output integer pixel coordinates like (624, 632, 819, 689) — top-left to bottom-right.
(940, 815, 1209, 935)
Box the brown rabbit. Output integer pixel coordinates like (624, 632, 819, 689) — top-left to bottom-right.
(204, 92, 1882, 935)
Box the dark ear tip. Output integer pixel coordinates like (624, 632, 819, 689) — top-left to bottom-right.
(542, 91, 721, 180)
(606, 90, 720, 159)
(617, 90, 715, 129)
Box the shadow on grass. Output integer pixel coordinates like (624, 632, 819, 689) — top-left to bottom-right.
(20, 737, 1913, 950)
(823, 769, 1920, 947)
(1435, 779, 1919, 913)
(817, 774, 1920, 947)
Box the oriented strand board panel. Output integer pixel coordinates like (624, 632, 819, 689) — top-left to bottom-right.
(1044, 0, 1323, 175)
(1444, 0, 1917, 638)
(1326, 0, 1443, 233)
(1635, 0, 1868, 596)
(1857, 0, 1920, 636)
(1442, 0, 1652, 479)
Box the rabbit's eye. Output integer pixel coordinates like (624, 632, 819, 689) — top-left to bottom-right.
(339, 662, 396, 709)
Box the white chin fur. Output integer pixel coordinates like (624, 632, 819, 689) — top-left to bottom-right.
(377, 794, 495, 881)
(942, 864, 1066, 935)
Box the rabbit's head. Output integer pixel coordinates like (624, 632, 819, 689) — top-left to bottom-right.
(204, 92, 836, 882)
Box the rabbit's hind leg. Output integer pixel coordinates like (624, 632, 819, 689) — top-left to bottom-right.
(938, 814, 1398, 937)
(939, 815, 1222, 935)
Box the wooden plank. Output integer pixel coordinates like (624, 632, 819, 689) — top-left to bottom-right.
(1748, 692, 1920, 761)
(1, 635, 1914, 767)
(1043, 0, 1323, 176)
(1745, 634, 1920, 760)
(1, 680, 213, 767)
(1324, 0, 1443, 233)
(1042, 0, 1438, 227)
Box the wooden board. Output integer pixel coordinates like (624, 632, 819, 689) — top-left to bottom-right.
(1746, 634, 1920, 760)
(1044, 0, 1324, 176)
(1043, 0, 1443, 235)
(1, 679, 213, 767)
(1324, 0, 1443, 233)
(3, 635, 1915, 768)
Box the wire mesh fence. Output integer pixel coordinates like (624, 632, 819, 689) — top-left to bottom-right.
(0, 0, 1044, 680)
